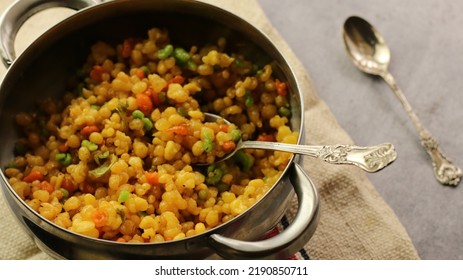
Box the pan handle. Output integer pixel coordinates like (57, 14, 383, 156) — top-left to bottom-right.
(208, 162, 320, 259)
(0, 0, 103, 67)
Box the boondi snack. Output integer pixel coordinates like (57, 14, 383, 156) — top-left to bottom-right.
(4, 27, 297, 243)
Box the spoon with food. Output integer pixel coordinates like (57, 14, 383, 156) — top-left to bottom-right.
(199, 113, 397, 173)
(342, 15, 461, 186)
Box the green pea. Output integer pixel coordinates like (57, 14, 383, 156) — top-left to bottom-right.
(55, 153, 65, 160)
(60, 188, 69, 198)
(55, 153, 72, 166)
(202, 130, 214, 153)
(132, 109, 145, 119)
(157, 44, 173, 59)
(278, 106, 292, 117)
(142, 117, 153, 131)
(207, 164, 216, 174)
(81, 140, 98, 151)
(118, 190, 130, 203)
(202, 137, 214, 153)
(230, 129, 241, 142)
(232, 150, 255, 171)
(186, 60, 197, 71)
(177, 107, 188, 118)
(173, 47, 190, 64)
(140, 66, 150, 76)
(206, 167, 224, 185)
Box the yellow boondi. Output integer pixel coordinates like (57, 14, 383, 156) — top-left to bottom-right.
(5, 27, 298, 243)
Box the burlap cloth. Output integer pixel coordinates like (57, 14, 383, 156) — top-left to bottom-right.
(0, 0, 419, 260)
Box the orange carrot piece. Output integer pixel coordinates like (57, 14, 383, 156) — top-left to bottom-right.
(61, 177, 77, 194)
(38, 181, 54, 194)
(80, 181, 96, 194)
(275, 79, 287, 97)
(91, 210, 108, 228)
(166, 125, 190, 136)
(136, 93, 153, 115)
(222, 141, 236, 153)
(145, 171, 160, 186)
(136, 68, 145, 79)
(58, 142, 68, 153)
(89, 65, 105, 81)
(121, 38, 134, 58)
(151, 90, 160, 106)
(257, 133, 276, 142)
(218, 124, 229, 133)
(167, 75, 185, 85)
(81, 125, 100, 136)
(23, 171, 44, 183)
(143, 87, 161, 107)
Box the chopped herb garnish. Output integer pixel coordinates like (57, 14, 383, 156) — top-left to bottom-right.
(89, 154, 117, 178)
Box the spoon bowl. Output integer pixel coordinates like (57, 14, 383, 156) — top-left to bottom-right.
(343, 16, 391, 76)
(202, 113, 397, 173)
(342, 15, 462, 185)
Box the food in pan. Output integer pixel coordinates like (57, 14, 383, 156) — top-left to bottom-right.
(4, 27, 296, 242)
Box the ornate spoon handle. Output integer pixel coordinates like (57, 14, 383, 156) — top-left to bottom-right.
(241, 141, 397, 173)
(381, 71, 462, 186)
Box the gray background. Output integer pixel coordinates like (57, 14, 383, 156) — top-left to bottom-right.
(258, 0, 463, 259)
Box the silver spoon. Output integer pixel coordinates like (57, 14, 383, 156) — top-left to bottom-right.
(342, 15, 462, 186)
(202, 113, 397, 173)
